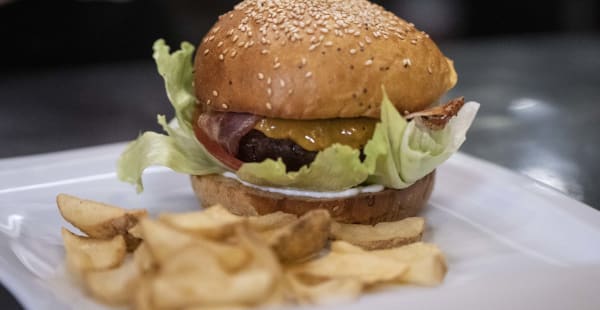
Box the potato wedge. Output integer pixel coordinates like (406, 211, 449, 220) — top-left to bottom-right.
(84, 258, 140, 305)
(372, 242, 448, 285)
(138, 218, 196, 264)
(57, 193, 146, 251)
(61, 228, 126, 277)
(267, 210, 331, 263)
(247, 212, 298, 232)
(330, 241, 447, 285)
(132, 243, 156, 273)
(153, 243, 275, 309)
(140, 218, 251, 272)
(159, 204, 244, 239)
(290, 250, 408, 285)
(284, 272, 362, 305)
(133, 275, 155, 310)
(330, 217, 425, 250)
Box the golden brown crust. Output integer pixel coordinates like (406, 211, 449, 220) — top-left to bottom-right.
(194, 0, 457, 119)
(190, 172, 435, 225)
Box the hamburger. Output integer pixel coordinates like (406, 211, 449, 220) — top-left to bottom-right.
(118, 0, 479, 224)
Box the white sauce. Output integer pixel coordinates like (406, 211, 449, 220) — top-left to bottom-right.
(222, 172, 384, 198)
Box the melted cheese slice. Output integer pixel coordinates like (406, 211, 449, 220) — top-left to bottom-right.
(254, 118, 377, 151)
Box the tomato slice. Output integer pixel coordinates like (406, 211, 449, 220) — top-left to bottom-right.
(193, 120, 243, 171)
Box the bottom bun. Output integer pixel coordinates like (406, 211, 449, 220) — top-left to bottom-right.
(191, 172, 435, 225)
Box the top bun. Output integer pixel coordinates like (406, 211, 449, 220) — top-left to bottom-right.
(194, 0, 457, 119)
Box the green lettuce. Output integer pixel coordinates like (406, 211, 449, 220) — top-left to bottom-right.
(363, 91, 479, 188)
(237, 144, 369, 191)
(117, 40, 479, 192)
(117, 40, 224, 192)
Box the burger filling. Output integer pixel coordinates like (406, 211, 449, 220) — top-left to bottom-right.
(193, 97, 465, 173)
(195, 112, 377, 172)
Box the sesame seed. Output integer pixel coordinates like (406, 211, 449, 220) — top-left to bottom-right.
(403, 58, 412, 67)
(349, 49, 357, 55)
(324, 41, 333, 47)
(305, 71, 313, 78)
(288, 89, 294, 95)
(233, 35, 239, 42)
(219, 54, 224, 61)
(203, 49, 210, 55)
(212, 90, 219, 97)
(217, 41, 224, 47)
(267, 77, 272, 85)
(280, 79, 285, 87)
(427, 66, 433, 74)
(267, 88, 272, 96)
(230, 0, 417, 54)
(208, 35, 215, 41)
(301, 58, 307, 66)
(258, 73, 264, 80)
(309, 44, 318, 51)
(365, 59, 373, 66)
(222, 103, 229, 109)
(206, 99, 211, 105)
(231, 50, 237, 58)
(274, 63, 281, 69)
(266, 102, 272, 110)
(261, 49, 269, 55)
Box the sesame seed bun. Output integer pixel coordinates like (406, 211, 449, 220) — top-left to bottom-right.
(194, 0, 457, 119)
(190, 172, 435, 224)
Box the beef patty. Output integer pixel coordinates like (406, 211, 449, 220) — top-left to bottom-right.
(236, 130, 317, 172)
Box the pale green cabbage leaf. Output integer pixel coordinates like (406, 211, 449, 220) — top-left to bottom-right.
(117, 40, 224, 192)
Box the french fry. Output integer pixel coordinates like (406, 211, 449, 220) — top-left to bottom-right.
(158, 204, 245, 239)
(330, 217, 425, 250)
(152, 242, 275, 309)
(248, 212, 298, 232)
(57, 193, 146, 251)
(331, 241, 447, 285)
(61, 228, 126, 277)
(290, 250, 408, 285)
(266, 210, 331, 263)
(284, 272, 362, 305)
(58, 194, 448, 309)
(84, 258, 140, 305)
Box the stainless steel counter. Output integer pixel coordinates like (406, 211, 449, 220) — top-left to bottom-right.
(0, 34, 599, 310)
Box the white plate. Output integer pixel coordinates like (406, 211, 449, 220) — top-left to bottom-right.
(1, 143, 600, 310)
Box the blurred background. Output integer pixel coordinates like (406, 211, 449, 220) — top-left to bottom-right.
(0, 0, 599, 206)
(0, 1, 598, 188)
(0, 1, 599, 201)
(0, 1, 598, 307)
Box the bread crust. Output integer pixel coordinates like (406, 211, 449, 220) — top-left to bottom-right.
(191, 172, 435, 224)
(194, 0, 456, 119)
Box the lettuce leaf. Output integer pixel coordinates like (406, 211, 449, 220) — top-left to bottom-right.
(117, 40, 479, 192)
(236, 144, 369, 191)
(364, 91, 479, 187)
(117, 40, 224, 191)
